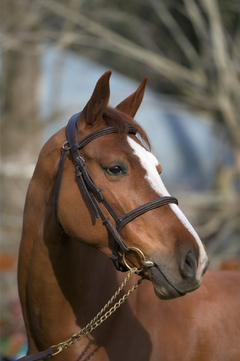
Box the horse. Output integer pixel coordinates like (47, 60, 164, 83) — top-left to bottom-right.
(18, 71, 240, 361)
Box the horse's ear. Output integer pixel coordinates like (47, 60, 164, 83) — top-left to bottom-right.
(83, 71, 111, 126)
(116, 77, 147, 118)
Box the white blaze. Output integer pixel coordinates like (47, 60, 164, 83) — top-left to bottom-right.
(127, 137, 208, 280)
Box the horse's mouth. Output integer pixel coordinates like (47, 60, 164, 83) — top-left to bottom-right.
(147, 265, 186, 300)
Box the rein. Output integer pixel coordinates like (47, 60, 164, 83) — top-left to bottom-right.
(17, 267, 142, 361)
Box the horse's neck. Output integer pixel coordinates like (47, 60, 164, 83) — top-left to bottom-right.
(47, 234, 116, 300)
(32, 226, 117, 309)
(19, 179, 118, 340)
(18, 140, 129, 346)
(21, 220, 119, 343)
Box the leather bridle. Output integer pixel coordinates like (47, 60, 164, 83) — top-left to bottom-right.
(17, 112, 179, 361)
(55, 112, 178, 272)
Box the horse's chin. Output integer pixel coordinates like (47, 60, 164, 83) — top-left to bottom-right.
(153, 284, 185, 300)
(148, 266, 186, 300)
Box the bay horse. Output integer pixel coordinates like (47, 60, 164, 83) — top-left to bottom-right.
(18, 71, 240, 361)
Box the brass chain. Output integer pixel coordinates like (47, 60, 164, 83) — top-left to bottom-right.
(51, 267, 142, 356)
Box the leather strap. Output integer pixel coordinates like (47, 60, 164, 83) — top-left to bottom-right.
(17, 347, 54, 361)
(117, 196, 178, 232)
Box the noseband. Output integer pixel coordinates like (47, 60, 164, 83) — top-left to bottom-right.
(55, 112, 178, 272)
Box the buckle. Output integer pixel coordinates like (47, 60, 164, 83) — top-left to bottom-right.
(123, 247, 154, 274)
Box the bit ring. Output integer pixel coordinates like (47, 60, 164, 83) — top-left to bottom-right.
(123, 247, 146, 273)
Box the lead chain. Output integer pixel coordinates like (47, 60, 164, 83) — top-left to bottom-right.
(52, 267, 142, 356)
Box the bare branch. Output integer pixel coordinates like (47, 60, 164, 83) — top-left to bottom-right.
(183, 0, 209, 42)
(92, 8, 162, 54)
(148, 0, 201, 67)
(37, 0, 207, 88)
(200, 0, 240, 147)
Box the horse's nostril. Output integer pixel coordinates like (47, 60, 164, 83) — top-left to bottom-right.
(179, 252, 198, 280)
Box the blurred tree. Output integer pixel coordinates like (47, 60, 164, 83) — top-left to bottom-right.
(0, 1, 43, 272)
(17, 0, 239, 178)
(2, 0, 239, 163)
(1, 0, 40, 124)
(1, 0, 42, 155)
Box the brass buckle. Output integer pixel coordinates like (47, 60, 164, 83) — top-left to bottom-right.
(62, 141, 70, 150)
(123, 247, 154, 274)
(51, 344, 63, 356)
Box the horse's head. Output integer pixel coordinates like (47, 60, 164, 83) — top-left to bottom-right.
(57, 71, 209, 300)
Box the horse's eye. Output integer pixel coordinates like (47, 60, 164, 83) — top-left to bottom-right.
(107, 165, 123, 175)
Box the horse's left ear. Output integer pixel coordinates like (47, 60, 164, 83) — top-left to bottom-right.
(83, 70, 111, 126)
(116, 77, 147, 118)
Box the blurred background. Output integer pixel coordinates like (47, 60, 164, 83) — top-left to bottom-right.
(1, 0, 240, 359)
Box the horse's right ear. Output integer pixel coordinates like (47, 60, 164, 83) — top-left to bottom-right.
(83, 71, 111, 126)
(116, 77, 147, 118)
